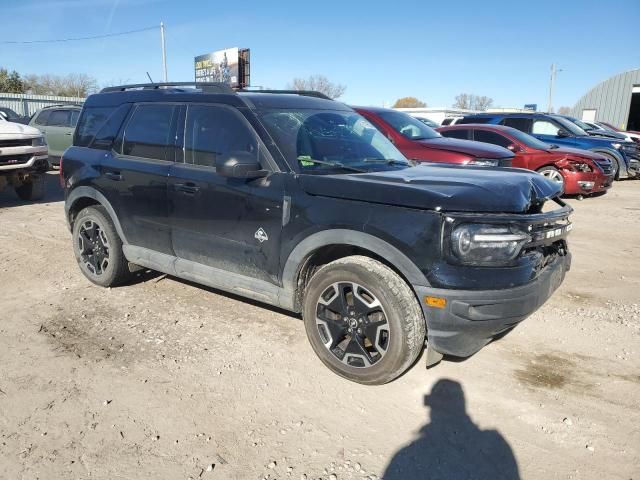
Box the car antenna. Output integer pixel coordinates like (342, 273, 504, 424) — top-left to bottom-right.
(146, 72, 154, 83)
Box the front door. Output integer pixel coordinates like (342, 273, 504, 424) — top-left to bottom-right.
(168, 104, 284, 284)
(531, 118, 576, 148)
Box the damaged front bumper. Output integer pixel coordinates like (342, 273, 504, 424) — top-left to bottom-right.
(562, 170, 613, 195)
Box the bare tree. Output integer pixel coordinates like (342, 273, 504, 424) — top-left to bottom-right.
(24, 73, 98, 97)
(557, 106, 571, 115)
(288, 75, 346, 99)
(453, 93, 472, 109)
(392, 97, 427, 108)
(453, 93, 494, 111)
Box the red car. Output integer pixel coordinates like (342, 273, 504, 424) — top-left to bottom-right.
(353, 106, 514, 167)
(438, 124, 614, 196)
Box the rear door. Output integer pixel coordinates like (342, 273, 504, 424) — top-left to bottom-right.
(95, 103, 178, 255)
(168, 103, 284, 284)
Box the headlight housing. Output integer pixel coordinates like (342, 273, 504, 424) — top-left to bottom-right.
(32, 136, 47, 147)
(451, 223, 531, 265)
(567, 160, 592, 172)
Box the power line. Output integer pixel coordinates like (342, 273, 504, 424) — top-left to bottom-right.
(0, 26, 158, 45)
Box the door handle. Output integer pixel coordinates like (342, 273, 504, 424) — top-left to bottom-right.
(105, 171, 123, 181)
(65, 132, 73, 136)
(174, 182, 200, 194)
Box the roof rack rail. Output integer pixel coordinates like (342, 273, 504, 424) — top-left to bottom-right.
(237, 89, 332, 100)
(40, 103, 84, 108)
(100, 82, 236, 94)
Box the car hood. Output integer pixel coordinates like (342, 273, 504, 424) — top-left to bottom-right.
(0, 120, 41, 137)
(415, 137, 514, 159)
(298, 164, 561, 213)
(545, 146, 604, 160)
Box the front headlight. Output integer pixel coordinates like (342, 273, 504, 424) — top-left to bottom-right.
(568, 160, 592, 172)
(32, 136, 47, 147)
(451, 223, 531, 265)
(466, 159, 499, 167)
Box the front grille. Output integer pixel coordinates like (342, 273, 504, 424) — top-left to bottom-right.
(0, 138, 32, 148)
(594, 158, 613, 175)
(0, 153, 32, 166)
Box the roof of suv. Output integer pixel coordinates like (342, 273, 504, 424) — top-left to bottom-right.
(85, 84, 348, 111)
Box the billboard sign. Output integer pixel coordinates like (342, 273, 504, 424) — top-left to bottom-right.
(194, 47, 250, 88)
(524, 103, 537, 111)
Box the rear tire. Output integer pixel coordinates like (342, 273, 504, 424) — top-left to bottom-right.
(15, 173, 46, 201)
(302, 256, 426, 385)
(72, 206, 132, 287)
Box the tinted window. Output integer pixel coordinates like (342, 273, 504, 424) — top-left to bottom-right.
(441, 118, 453, 126)
(474, 130, 512, 148)
(122, 104, 176, 160)
(48, 110, 71, 127)
(71, 110, 80, 127)
(184, 105, 257, 168)
(75, 106, 116, 147)
(440, 129, 470, 140)
(532, 119, 561, 136)
(501, 117, 533, 132)
(377, 110, 440, 140)
(89, 104, 132, 150)
(458, 116, 492, 124)
(34, 109, 51, 126)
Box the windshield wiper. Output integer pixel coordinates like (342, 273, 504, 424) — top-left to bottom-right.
(299, 158, 366, 173)
(362, 158, 410, 166)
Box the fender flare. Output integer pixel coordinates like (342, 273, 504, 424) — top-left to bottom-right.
(65, 186, 128, 244)
(280, 229, 430, 296)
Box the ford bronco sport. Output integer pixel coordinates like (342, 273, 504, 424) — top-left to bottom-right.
(61, 83, 572, 385)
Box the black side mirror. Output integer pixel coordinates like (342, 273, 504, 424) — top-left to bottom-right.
(557, 129, 570, 138)
(216, 151, 267, 178)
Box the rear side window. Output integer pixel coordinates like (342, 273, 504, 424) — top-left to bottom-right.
(501, 117, 533, 133)
(122, 104, 177, 160)
(33, 110, 51, 126)
(184, 105, 257, 168)
(75, 106, 115, 147)
(440, 129, 470, 140)
(473, 130, 512, 148)
(441, 118, 453, 126)
(48, 109, 71, 127)
(458, 116, 492, 124)
(71, 110, 80, 128)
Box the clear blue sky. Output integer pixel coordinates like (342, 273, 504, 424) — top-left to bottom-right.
(2, 0, 639, 109)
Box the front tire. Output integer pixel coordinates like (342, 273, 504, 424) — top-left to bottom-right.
(72, 206, 132, 287)
(302, 256, 426, 385)
(538, 166, 565, 190)
(15, 173, 46, 201)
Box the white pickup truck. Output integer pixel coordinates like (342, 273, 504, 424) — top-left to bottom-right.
(0, 116, 49, 201)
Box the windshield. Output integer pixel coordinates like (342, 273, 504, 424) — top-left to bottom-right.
(553, 116, 588, 136)
(377, 110, 441, 140)
(570, 117, 596, 131)
(256, 108, 410, 173)
(504, 127, 552, 149)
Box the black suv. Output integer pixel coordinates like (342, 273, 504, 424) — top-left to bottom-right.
(61, 83, 573, 384)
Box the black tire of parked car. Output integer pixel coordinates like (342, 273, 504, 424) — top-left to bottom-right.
(15, 173, 46, 201)
(302, 255, 426, 385)
(594, 151, 620, 180)
(72, 206, 132, 287)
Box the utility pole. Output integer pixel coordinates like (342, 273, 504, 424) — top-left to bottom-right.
(160, 22, 168, 82)
(547, 63, 562, 113)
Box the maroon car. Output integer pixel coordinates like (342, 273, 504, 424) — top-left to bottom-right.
(438, 124, 614, 196)
(354, 106, 514, 166)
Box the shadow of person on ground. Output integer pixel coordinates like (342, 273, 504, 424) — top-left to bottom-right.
(383, 379, 520, 480)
